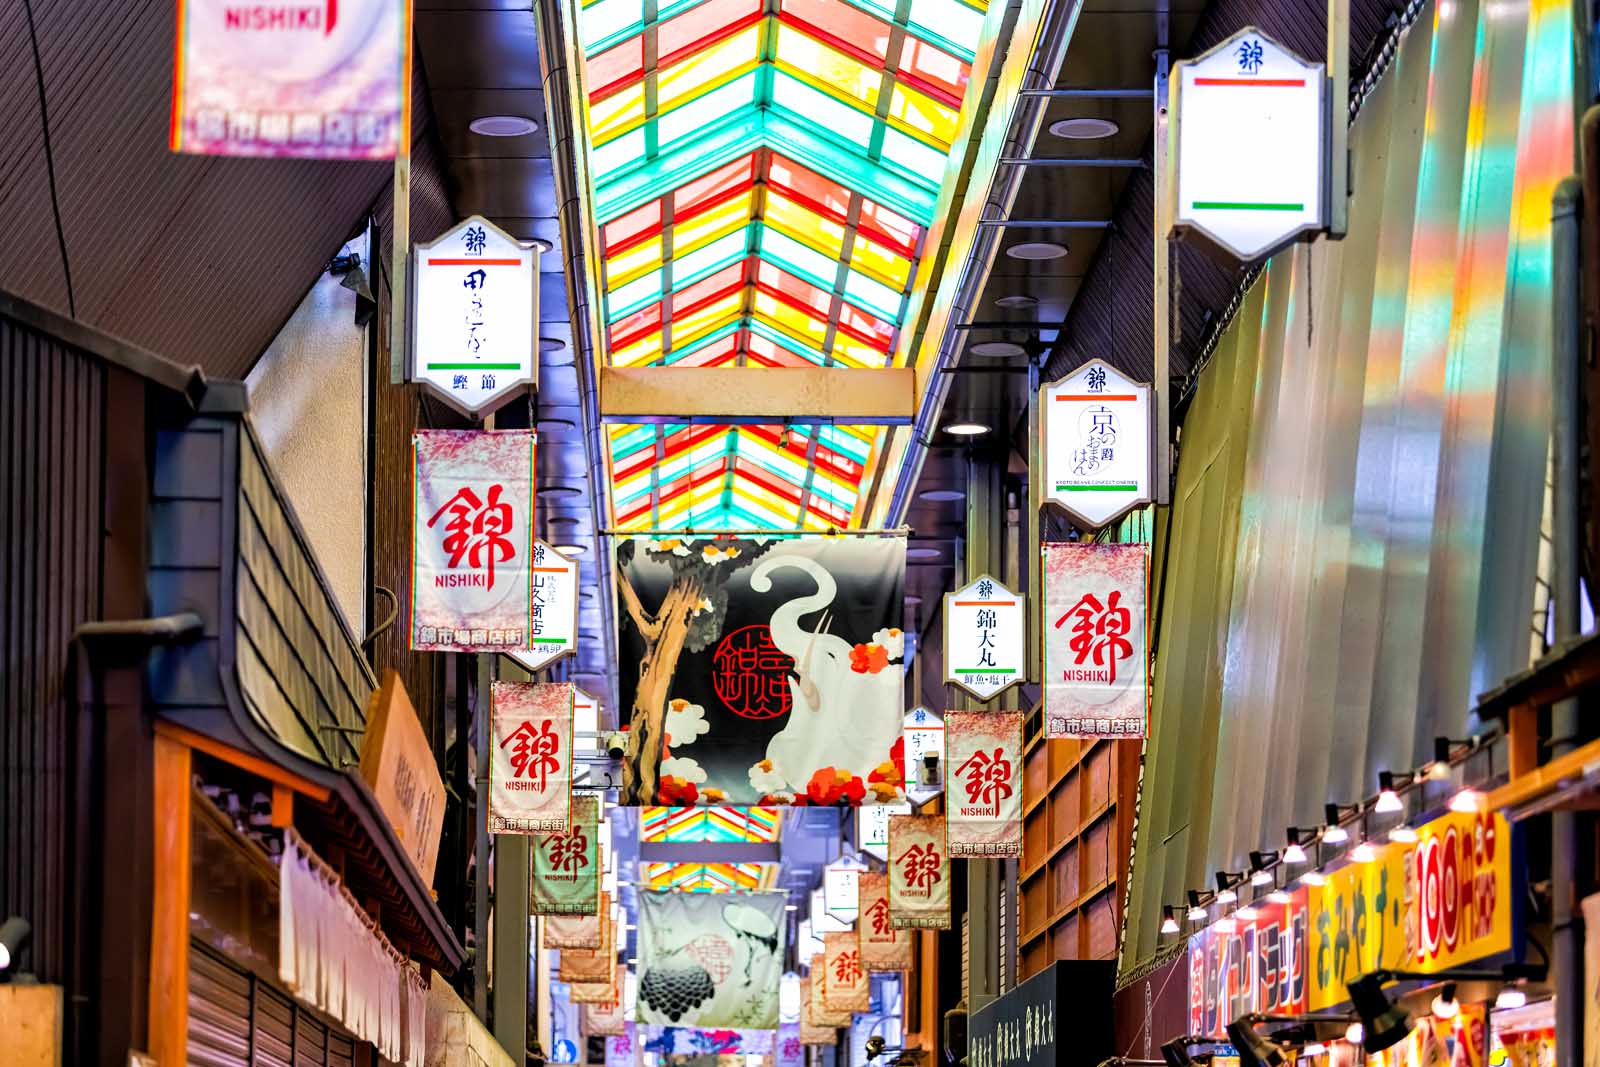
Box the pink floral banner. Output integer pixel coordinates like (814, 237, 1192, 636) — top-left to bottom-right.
(777, 1024, 805, 1067)
(888, 814, 950, 929)
(857, 872, 912, 972)
(547, 890, 608, 949)
(945, 712, 1023, 858)
(411, 430, 536, 652)
(533, 794, 600, 915)
(490, 682, 572, 834)
(1042, 542, 1149, 738)
(821, 931, 869, 1013)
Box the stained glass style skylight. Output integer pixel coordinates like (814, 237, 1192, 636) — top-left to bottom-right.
(643, 862, 777, 891)
(575, 0, 988, 530)
(641, 806, 783, 842)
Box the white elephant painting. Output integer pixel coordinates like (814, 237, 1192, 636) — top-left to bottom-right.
(748, 553, 904, 796)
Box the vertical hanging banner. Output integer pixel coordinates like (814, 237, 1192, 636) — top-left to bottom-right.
(1040, 359, 1153, 529)
(859, 801, 910, 861)
(169, 0, 407, 157)
(858, 872, 913, 972)
(507, 540, 581, 673)
(583, 967, 628, 1034)
(411, 216, 539, 416)
(821, 932, 870, 1014)
(809, 966, 851, 1027)
(607, 1025, 639, 1067)
(489, 681, 573, 834)
(563, 909, 617, 986)
(533, 794, 601, 915)
(412, 430, 536, 652)
(944, 575, 1027, 701)
(1042, 542, 1149, 739)
(777, 1024, 806, 1067)
(823, 861, 861, 925)
(945, 712, 1023, 858)
(637, 891, 786, 1028)
(547, 890, 609, 949)
(614, 537, 905, 805)
(800, 996, 838, 1045)
(888, 814, 951, 929)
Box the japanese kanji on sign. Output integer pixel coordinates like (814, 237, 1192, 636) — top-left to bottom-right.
(1170, 27, 1328, 262)
(562, 907, 616, 985)
(777, 1023, 806, 1067)
(412, 430, 536, 652)
(902, 707, 945, 804)
(546, 890, 609, 950)
(411, 216, 539, 416)
(823, 860, 860, 925)
(1041, 360, 1152, 529)
(583, 969, 627, 1036)
(169, 0, 408, 158)
(858, 800, 909, 861)
(821, 931, 869, 1013)
(944, 575, 1026, 701)
(507, 539, 581, 673)
(532, 793, 601, 915)
(945, 712, 1023, 858)
(888, 813, 950, 929)
(857, 871, 912, 972)
(489, 681, 573, 834)
(606, 1024, 639, 1067)
(808, 963, 852, 1028)
(1042, 543, 1149, 739)
(1188, 886, 1309, 1037)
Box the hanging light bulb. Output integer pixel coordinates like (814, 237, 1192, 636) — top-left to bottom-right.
(1216, 887, 1237, 904)
(1375, 790, 1403, 814)
(1495, 988, 1527, 1010)
(1389, 826, 1418, 844)
(1187, 903, 1209, 921)
(1323, 825, 1349, 844)
(1428, 760, 1452, 781)
(1351, 839, 1377, 863)
(1235, 904, 1259, 921)
(1161, 907, 1181, 935)
(1267, 889, 1292, 905)
(1251, 869, 1273, 886)
(1301, 870, 1328, 887)
(1284, 840, 1308, 864)
(1345, 1023, 1364, 1046)
(1451, 788, 1484, 814)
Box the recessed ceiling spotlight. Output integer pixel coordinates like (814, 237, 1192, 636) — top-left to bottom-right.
(995, 294, 1038, 309)
(970, 341, 1026, 358)
(537, 418, 577, 435)
(1005, 242, 1068, 261)
(943, 422, 991, 435)
(539, 485, 583, 497)
(469, 115, 539, 137)
(918, 489, 965, 502)
(554, 544, 587, 557)
(1049, 117, 1120, 140)
(539, 337, 568, 353)
(547, 515, 581, 525)
(906, 547, 943, 560)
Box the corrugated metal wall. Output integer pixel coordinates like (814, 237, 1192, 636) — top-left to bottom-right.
(1121, 0, 1575, 970)
(0, 313, 104, 979)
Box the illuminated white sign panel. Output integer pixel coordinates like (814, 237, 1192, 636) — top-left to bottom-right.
(1171, 27, 1327, 262)
(411, 215, 537, 416)
(1041, 359, 1152, 529)
(943, 574, 1026, 701)
(902, 707, 945, 805)
(504, 539, 579, 672)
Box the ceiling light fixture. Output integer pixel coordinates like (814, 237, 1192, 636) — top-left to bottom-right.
(1161, 906, 1181, 935)
(1375, 771, 1409, 813)
(1430, 985, 1458, 1019)
(943, 422, 992, 435)
(1495, 988, 1527, 1010)
(1049, 117, 1120, 139)
(1249, 850, 1278, 885)
(0, 916, 30, 973)
(1322, 825, 1349, 844)
(1450, 788, 1484, 814)
(1266, 889, 1292, 905)
(918, 489, 966, 502)
(554, 544, 587, 557)
(1351, 840, 1377, 863)
(1302, 1044, 1327, 1057)
(970, 341, 1027, 358)
(1301, 870, 1327, 887)
(1005, 242, 1069, 261)
(1283, 829, 1309, 865)
(1215, 870, 1245, 903)
(469, 115, 539, 137)
(1186, 889, 1215, 921)
(995, 294, 1038, 309)
(1389, 826, 1418, 844)
(1234, 904, 1259, 921)
(1344, 1023, 1364, 1047)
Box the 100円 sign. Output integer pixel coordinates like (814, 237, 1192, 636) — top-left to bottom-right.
(1041, 359, 1152, 529)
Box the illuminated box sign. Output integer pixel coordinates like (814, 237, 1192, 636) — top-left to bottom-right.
(506, 539, 580, 672)
(943, 575, 1026, 701)
(1170, 27, 1328, 262)
(1186, 889, 1310, 1039)
(1040, 360, 1153, 529)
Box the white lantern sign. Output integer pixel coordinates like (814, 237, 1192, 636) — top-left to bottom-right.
(901, 707, 944, 805)
(823, 860, 861, 925)
(1041, 359, 1152, 529)
(1171, 28, 1328, 262)
(943, 574, 1025, 701)
(505, 539, 580, 672)
(411, 215, 538, 416)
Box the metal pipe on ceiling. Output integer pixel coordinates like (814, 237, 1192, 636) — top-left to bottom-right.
(976, 219, 1113, 227)
(1020, 88, 1153, 98)
(997, 157, 1146, 167)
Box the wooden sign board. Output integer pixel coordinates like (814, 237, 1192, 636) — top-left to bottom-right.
(360, 669, 446, 885)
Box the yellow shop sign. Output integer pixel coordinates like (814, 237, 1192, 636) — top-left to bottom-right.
(1306, 809, 1511, 1009)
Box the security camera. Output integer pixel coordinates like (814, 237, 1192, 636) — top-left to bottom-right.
(604, 731, 627, 760)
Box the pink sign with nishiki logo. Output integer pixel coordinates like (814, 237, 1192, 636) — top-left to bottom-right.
(411, 430, 536, 652)
(1042, 542, 1149, 739)
(945, 712, 1023, 858)
(1187, 888, 1310, 1038)
(489, 681, 572, 834)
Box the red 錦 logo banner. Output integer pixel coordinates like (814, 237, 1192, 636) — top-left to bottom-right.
(489, 681, 572, 834)
(888, 813, 950, 930)
(945, 711, 1023, 858)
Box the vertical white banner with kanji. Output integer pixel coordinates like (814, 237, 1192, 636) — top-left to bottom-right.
(857, 872, 912, 971)
(411, 430, 536, 652)
(532, 793, 600, 914)
(888, 814, 951, 929)
(945, 712, 1023, 858)
(489, 681, 572, 834)
(1042, 542, 1149, 739)
(821, 931, 869, 1013)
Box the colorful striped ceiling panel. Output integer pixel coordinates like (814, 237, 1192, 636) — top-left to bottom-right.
(643, 862, 777, 891)
(575, 0, 987, 531)
(640, 806, 783, 841)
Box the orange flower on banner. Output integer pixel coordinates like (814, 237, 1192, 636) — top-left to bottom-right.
(660, 776, 699, 804)
(804, 768, 865, 805)
(701, 787, 727, 804)
(867, 761, 904, 801)
(759, 792, 796, 806)
(849, 643, 890, 674)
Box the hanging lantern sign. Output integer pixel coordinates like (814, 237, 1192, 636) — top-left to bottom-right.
(945, 711, 1023, 858)
(505, 540, 580, 672)
(821, 931, 870, 1013)
(1041, 359, 1152, 529)
(412, 429, 536, 652)
(1170, 28, 1328, 262)
(823, 860, 861, 925)
(169, 0, 408, 158)
(943, 575, 1026, 701)
(858, 800, 910, 861)
(857, 872, 912, 972)
(532, 794, 601, 915)
(410, 215, 538, 417)
(489, 681, 573, 833)
(1042, 543, 1149, 739)
(901, 707, 945, 805)
(887, 814, 950, 929)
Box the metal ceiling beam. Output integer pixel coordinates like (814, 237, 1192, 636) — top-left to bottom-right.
(1020, 88, 1154, 98)
(977, 219, 1113, 227)
(599, 366, 917, 421)
(997, 157, 1145, 167)
(640, 842, 783, 864)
